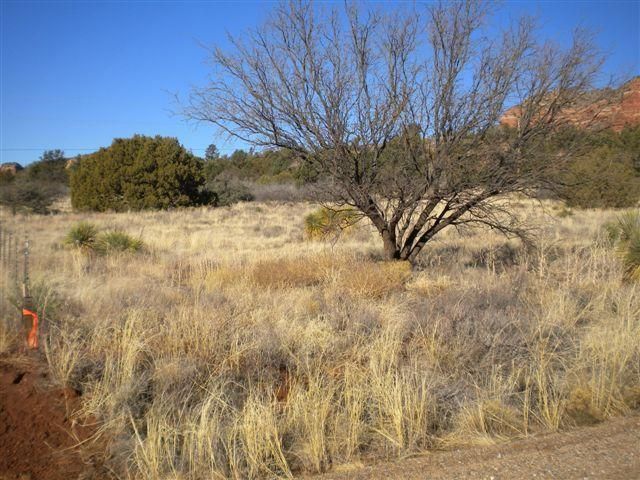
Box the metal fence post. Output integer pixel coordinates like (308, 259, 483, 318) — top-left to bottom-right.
(21, 236, 39, 350)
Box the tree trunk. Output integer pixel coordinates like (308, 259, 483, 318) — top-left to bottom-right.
(381, 229, 401, 260)
(406, 247, 421, 265)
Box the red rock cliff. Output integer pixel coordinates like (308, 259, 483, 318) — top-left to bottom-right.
(500, 77, 640, 132)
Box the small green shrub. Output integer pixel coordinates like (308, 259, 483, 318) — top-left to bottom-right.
(304, 206, 360, 240)
(65, 222, 98, 250)
(95, 231, 144, 255)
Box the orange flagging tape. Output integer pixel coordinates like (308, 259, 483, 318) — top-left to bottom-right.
(23, 309, 39, 349)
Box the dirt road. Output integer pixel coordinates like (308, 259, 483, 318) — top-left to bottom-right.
(315, 414, 640, 480)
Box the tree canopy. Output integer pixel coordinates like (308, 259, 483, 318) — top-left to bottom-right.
(184, 0, 611, 262)
(0, 149, 69, 214)
(70, 135, 205, 211)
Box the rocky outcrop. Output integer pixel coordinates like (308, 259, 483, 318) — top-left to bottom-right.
(500, 77, 640, 132)
(604, 77, 640, 131)
(0, 162, 23, 176)
(65, 158, 78, 169)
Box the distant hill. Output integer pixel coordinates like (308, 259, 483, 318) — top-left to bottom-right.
(501, 77, 640, 132)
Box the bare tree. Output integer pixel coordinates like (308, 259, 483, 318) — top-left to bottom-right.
(185, 0, 607, 263)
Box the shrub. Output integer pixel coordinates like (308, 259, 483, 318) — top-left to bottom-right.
(95, 231, 144, 255)
(200, 148, 308, 205)
(0, 176, 67, 214)
(0, 150, 71, 214)
(206, 173, 254, 206)
(65, 222, 99, 250)
(560, 127, 640, 209)
(256, 171, 296, 185)
(304, 207, 360, 240)
(250, 182, 310, 202)
(561, 149, 639, 208)
(70, 135, 205, 211)
(26, 150, 69, 185)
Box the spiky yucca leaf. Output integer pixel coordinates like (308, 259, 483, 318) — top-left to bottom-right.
(95, 231, 144, 255)
(65, 222, 98, 250)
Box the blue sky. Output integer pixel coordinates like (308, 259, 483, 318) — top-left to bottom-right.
(1, 1, 638, 166)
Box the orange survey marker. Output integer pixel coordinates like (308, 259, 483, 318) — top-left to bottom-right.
(23, 308, 39, 349)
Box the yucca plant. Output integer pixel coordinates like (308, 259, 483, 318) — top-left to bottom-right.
(304, 207, 360, 240)
(602, 211, 640, 281)
(95, 230, 144, 255)
(64, 222, 98, 251)
(621, 234, 640, 281)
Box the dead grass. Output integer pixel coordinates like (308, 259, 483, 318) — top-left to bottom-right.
(337, 261, 412, 299)
(0, 201, 638, 479)
(251, 257, 326, 289)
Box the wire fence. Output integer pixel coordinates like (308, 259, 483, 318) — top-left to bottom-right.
(0, 212, 37, 349)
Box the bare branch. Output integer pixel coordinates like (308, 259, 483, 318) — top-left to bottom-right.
(184, 0, 611, 262)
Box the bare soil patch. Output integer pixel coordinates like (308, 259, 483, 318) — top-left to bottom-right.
(0, 355, 102, 480)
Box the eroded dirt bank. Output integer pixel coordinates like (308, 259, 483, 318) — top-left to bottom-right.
(0, 356, 103, 480)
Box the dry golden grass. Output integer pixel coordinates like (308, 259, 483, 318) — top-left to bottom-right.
(0, 200, 638, 479)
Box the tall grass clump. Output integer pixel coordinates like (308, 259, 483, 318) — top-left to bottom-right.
(566, 287, 640, 423)
(43, 322, 86, 389)
(0, 325, 17, 354)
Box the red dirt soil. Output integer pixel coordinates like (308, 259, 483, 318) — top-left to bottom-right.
(0, 355, 100, 480)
